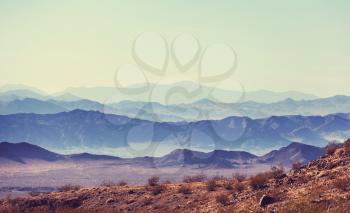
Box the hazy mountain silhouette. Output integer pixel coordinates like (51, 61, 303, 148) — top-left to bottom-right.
(0, 142, 325, 168)
(0, 110, 348, 155)
(259, 142, 326, 165)
(1, 95, 350, 121)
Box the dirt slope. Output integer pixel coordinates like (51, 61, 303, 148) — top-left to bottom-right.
(2, 140, 350, 213)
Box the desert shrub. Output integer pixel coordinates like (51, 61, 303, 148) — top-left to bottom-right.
(234, 181, 245, 192)
(178, 184, 192, 194)
(142, 198, 153, 206)
(334, 177, 350, 191)
(270, 165, 285, 179)
(232, 172, 246, 182)
(183, 174, 207, 183)
(148, 176, 160, 186)
(249, 173, 270, 190)
(151, 185, 166, 195)
(326, 143, 339, 155)
(224, 181, 234, 190)
(292, 161, 303, 170)
(216, 194, 230, 205)
(29, 191, 41, 197)
(57, 184, 81, 192)
(207, 179, 218, 191)
(162, 180, 172, 184)
(212, 175, 226, 181)
(117, 181, 128, 186)
(100, 180, 116, 187)
(344, 139, 350, 153)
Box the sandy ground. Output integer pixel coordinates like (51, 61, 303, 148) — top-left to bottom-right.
(0, 160, 273, 187)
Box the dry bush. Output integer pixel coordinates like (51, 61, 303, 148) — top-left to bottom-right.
(215, 194, 230, 205)
(57, 184, 81, 192)
(151, 185, 166, 195)
(178, 184, 192, 194)
(334, 177, 350, 191)
(117, 181, 128, 186)
(162, 180, 172, 184)
(232, 172, 246, 182)
(183, 174, 207, 183)
(270, 165, 285, 179)
(344, 139, 350, 153)
(148, 176, 160, 186)
(100, 180, 116, 187)
(326, 143, 339, 155)
(212, 175, 226, 181)
(292, 161, 303, 170)
(224, 181, 234, 190)
(0, 196, 21, 213)
(207, 179, 218, 191)
(142, 198, 153, 206)
(29, 191, 41, 197)
(234, 181, 245, 192)
(249, 173, 270, 190)
(280, 198, 333, 213)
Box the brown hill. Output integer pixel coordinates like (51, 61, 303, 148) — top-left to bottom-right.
(1, 139, 350, 213)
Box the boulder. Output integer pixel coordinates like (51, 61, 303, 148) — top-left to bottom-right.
(259, 195, 274, 207)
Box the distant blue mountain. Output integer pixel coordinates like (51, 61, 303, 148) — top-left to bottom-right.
(0, 110, 349, 155)
(259, 142, 326, 165)
(1, 94, 350, 121)
(0, 141, 325, 168)
(0, 142, 63, 163)
(64, 81, 318, 103)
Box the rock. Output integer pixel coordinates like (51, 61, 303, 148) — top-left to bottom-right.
(259, 195, 274, 207)
(316, 171, 328, 178)
(106, 198, 114, 204)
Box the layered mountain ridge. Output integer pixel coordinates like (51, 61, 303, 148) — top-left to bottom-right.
(0, 110, 348, 155)
(0, 141, 325, 168)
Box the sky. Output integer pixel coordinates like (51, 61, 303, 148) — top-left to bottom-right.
(0, 0, 349, 97)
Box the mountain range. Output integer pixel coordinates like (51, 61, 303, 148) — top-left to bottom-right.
(0, 83, 318, 104)
(0, 142, 325, 168)
(0, 110, 348, 156)
(1, 94, 350, 122)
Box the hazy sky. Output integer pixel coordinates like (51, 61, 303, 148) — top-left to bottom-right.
(0, 0, 349, 97)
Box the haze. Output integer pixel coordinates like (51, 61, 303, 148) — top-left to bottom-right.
(0, 0, 349, 97)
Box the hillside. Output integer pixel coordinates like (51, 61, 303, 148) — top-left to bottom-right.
(1, 140, 350, 212)
(2, 140, 350, 212)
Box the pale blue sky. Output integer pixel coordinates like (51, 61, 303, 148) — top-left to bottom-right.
(0, 0, 349, 97)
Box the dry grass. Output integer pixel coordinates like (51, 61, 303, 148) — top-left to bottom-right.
(117, 180, 128, 186)
(270, 165, 285, 179)
(183, 174, 207, 183)
(233, 181, 245, 193)
(207, 179, 218, 191)
(249, 173, 270, 190)
(215, 194, 230, 205)
(224, 181, 234, 190)
(151, 185, 166, 195)
(57, 184, 81, 192)
(326, 143, 339, 155)
(344, 139, 350, 154)
(162, 180, 172, 184)
(232, 172, 246, 182)
(334, 177, 350, 191)
(177, 184, 192, 194)
(212, 175, 227, 181)
(248, 165, 284, 190)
